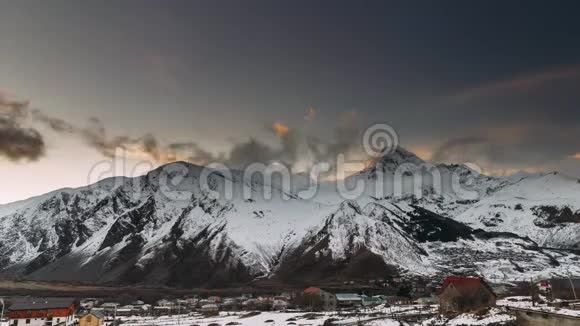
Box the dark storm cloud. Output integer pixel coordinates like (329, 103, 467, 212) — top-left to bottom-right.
(0, 95, 216, 165)
(26, 109, 216, 165)
(7, 88, 580, 178)
(227, 138, 279, 168)
(73, 121, 219, 165)
(0, 120, 45, 161)
(0, 97, 45, 161)
(432, 123, 580, 175)
(30, 109, 77, 133)
(224, 122, 303, 169)
(6, 92, 278, 167)
(30, 107, 303, 169)
(222, 112, 367, 170)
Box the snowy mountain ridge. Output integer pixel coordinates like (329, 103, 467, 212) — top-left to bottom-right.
(1, 147, 579, 287)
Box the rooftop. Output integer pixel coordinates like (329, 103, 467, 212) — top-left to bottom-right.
(8, 298, 74, 311)
(303, 287, 321, 295)
(441, 276, 495, 297)
(336, 293, 362, 301)
(81, 311, 105, 319)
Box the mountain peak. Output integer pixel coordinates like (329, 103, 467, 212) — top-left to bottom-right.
(360, 146, 425, 177)
(380, 146, 425, 165)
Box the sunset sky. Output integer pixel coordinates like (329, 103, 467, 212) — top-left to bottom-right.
(1, 1, 580, 203)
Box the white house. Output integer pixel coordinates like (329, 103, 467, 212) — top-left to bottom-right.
(8, 298, 75, 326)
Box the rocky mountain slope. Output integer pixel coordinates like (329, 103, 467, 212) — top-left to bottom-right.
(1, 148, 579, 287)
(456, 172, 580, 249)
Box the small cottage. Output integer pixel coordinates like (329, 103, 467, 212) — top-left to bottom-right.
(335, 294, 362, 308)
(79, 312, 105, 326)
(302, 287, 337, 311)
(439, 276, 496, 314)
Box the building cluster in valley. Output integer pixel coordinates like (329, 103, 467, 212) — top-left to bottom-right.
(0, 276, 579, 326)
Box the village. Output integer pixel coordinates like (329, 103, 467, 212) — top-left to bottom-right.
(0, 276, 579, 326)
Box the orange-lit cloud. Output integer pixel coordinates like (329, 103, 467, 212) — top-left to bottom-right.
(449, 64, 580, 103)
(570, 153, 580, 159)
(272, 122, 290, 139)
(305, 107, 316, 122)
(408, 145, 434, 161)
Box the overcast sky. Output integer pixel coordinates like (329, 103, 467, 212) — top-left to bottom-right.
(1, 1, 579, 203)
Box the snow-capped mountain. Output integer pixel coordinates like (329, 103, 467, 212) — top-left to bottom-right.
(1, 147, 579, 287)
(456, 172, 580, 248)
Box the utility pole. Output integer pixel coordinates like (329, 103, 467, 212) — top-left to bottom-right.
(569, 277, 578, 301)
(177, 301, 181, 325)
(113, 305, 117, 326)
(550, 277, 555, 302)
(1, 297, 5, 324)
(530, 278, 536, 307)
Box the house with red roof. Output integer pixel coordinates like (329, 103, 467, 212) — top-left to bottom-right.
(302, 287, 337, 311)
(438, 276, 496, 314)
(8, 298, 75, 326)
